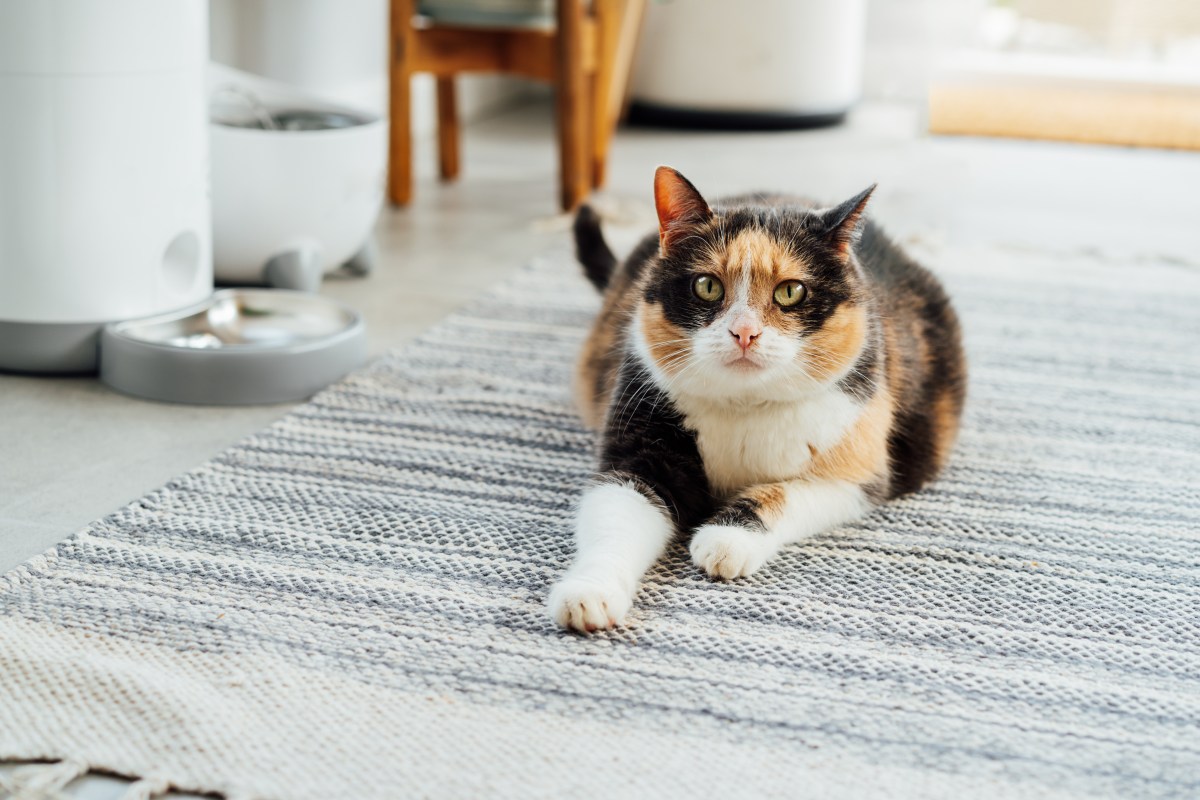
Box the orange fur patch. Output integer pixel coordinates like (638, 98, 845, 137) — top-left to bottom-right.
(880, 315, 904, 393)
(804, 303, 868, 382)
(931, 387, 962, 471)
(707, 229, 815, 325)
(808, 388, 894, 487)
(637, 301, 690, 377)
(573, 265, 642, 429)
(725, 231, 785, 286)
(573, 327, 615, 429)
(743, 483, 787, 526)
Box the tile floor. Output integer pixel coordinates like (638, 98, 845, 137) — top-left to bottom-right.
(2, 95, 1198, 795)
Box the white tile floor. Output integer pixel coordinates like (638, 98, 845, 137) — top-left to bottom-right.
(2, 96, 1198, 795)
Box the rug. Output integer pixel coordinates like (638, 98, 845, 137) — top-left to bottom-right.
(2, 245, 1198, 799)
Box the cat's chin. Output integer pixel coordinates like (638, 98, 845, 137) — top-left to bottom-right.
(722, 356, 765, 372)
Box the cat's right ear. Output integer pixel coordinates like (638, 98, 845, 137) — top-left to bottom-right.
(654, 166, 713, 252)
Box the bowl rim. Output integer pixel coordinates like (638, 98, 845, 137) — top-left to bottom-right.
(104, 288, 366, 355)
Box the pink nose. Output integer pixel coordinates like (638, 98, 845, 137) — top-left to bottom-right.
(729, 323, 762, 352)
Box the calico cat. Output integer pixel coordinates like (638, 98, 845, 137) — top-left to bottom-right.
(548, 167, 966, 632)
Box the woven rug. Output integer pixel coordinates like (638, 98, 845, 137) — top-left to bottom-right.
(2, 245, 1198, 799)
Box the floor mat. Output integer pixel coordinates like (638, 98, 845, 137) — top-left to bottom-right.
(2, 246, 1198, 799)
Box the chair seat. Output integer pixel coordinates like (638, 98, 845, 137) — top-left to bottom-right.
(419, 0, 555, 28)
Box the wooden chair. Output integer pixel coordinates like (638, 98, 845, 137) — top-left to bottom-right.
(388, 0, 644, 211)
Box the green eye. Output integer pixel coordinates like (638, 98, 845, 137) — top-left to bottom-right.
(693, 275, 724, 302)
(773, 280, 807, 307)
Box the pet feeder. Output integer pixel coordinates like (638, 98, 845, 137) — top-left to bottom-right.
(0, 0, 212, 373)
(0, 9, 371, 402)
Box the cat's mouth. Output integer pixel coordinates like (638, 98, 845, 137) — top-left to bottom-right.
(723, 355, 764, 372)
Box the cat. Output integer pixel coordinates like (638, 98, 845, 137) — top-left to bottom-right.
(548, 167, 966, 632)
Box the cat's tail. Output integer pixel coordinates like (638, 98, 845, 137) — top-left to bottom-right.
(573, 205, 617, 292)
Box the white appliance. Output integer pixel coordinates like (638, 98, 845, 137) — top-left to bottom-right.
(630, 0, 867, 126)
(0, 0, 212, 373)
(209, 65, 386, 291)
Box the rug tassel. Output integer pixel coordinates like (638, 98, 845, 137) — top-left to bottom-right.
(121, 776, 170, 800)
(8, 757, 89, 798)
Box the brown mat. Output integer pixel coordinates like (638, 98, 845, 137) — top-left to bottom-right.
(929, 83, 1200, 151)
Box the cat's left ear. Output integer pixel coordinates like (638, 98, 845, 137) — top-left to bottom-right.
(821, 184, 876, 260)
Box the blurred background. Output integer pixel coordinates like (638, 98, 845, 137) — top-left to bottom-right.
(209, 0, 1200, 149)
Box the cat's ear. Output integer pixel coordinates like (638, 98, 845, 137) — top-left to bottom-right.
(820, 184, 876, 260)
(654, 166, 713, 251)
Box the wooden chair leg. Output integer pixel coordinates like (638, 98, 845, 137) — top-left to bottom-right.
(436, 76, 460, 181)
(556, 0, 590, 211)
(387, 0, 415, 206)
(590, 0, 620, 190)
(590, 0, 645, 189)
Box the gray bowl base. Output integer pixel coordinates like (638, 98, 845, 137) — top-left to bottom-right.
(100, 289, 367, 405)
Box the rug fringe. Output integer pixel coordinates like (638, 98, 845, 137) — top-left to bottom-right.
(0, 762, 171, 800)
(5, 758, 88, 799)
(121, 776, 170, 800)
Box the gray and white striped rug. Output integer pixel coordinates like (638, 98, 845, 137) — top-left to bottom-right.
(2, 246, 1199, 799)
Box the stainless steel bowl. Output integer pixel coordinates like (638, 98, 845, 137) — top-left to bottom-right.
(213, 107, 372, 132)
(100, 290, 367, 405)
(116, 290, 359, 348)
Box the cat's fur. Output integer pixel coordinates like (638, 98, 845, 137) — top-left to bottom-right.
(548, 167, 966, 632)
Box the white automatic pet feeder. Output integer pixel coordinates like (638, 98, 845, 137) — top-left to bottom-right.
(0, 1, 370, 403)
(0, 0, 213, 373)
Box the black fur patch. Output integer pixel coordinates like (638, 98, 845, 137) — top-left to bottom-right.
(856, 221, 967, 498)
(597, 365, 714, 530)
(709, 496, 768, 532)
(644, 232, 726, 332)
(861, 476, 890, 505)
(573, 205, 617, 291)
(887, 410, 939, 496)
(620, 233, 662, 287)
(593, 471, 670, 515)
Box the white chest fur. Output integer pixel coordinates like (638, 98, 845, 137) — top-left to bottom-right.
(675, 389, 861, 496)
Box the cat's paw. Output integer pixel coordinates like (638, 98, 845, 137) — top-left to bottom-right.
(690, 524, 772, 580)
(547, 573, 632, 633)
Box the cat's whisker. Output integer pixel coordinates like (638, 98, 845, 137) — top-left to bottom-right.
(658, 354, 707, 393)
(611, 362, 665, 438)
(644, 339, 694, 354)
(798, 348, 871, 387)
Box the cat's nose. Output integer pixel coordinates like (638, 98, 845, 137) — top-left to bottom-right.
(728, 320, 762, 352)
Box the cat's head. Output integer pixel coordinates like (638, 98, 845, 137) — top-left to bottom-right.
(633, 167, 876, 403)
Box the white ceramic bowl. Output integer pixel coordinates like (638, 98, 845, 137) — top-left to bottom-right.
(209, 64, 387, 291)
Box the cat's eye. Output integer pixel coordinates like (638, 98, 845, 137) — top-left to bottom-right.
(773, 280, 807, 307)
(693, 275, 724, 303)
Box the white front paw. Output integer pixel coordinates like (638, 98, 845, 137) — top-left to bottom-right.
(690, 524, 772, 580)
(547, 572, 633, 633)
